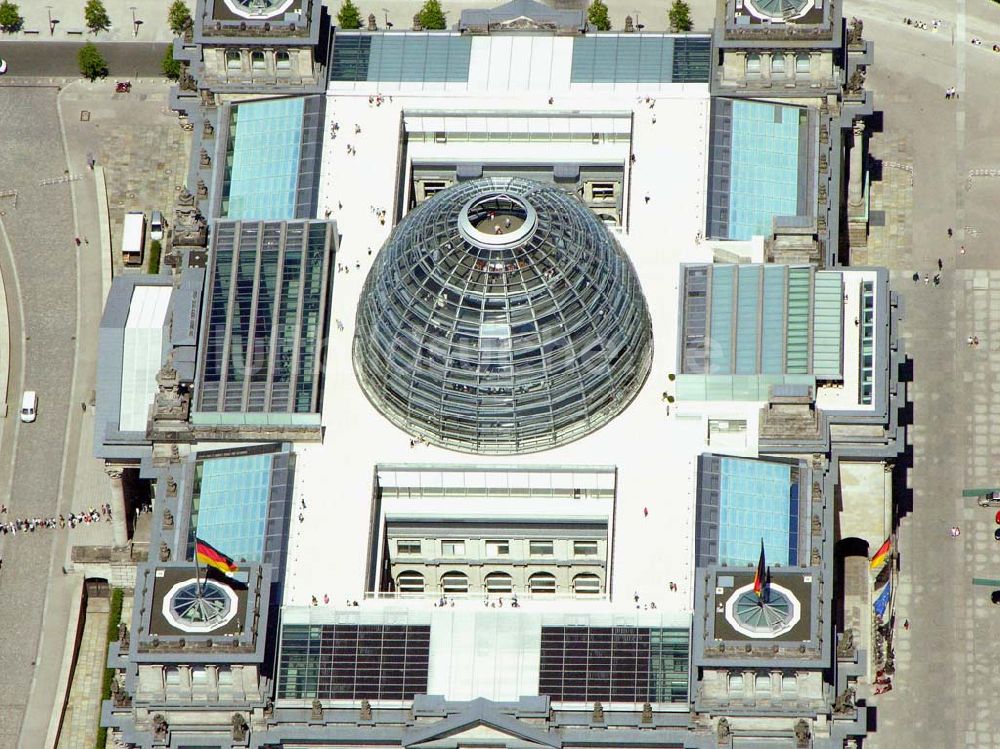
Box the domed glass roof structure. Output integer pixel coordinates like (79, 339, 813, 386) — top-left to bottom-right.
(744, 0, 813, 21)
(353, 177, 653, 455)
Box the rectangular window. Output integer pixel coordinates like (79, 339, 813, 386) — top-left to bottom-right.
(277, 623, 431, 701)
(795, 54, 810, 74)
(589, 182, 616, 201)
(573, 541, 599, 556)
(529, 540, 554, 556)
(485, 540, 510, 557)
(397, 540, 421, 555)
(422, 180, 449, 198)
(441, 540, 465, 556)
(538, 626, 690, 703)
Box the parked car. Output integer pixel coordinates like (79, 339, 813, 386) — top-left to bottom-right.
(992, 590, 1000, 605)
(150, 210, 164, 241)
(0, 59, 8, 75)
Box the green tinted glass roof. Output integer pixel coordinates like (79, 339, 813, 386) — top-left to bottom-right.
(678, 264, 845, 399)
(571, 35, 710, 83)
(330, 33, 472, 83)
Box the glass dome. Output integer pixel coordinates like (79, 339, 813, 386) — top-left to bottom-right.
(223, 0, 296, 19)
(744, 0, 813, 21)
(353, 177, 653, 455)
(162, 578, 238, 633)
(724, 582, 801, 638)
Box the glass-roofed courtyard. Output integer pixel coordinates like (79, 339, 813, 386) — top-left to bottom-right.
(194, 220, 335, 425)
(694, 454, 807, 568)
(186, 446, 295, 572)
(706, 98, 812, 241)
(220, 96, 325, 221)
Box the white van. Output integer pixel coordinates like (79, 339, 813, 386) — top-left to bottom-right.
(19, 391, 37, 423)
(150, 210, 164, 241)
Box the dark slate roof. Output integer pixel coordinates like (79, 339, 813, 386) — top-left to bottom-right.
(458, 0, 586, 32)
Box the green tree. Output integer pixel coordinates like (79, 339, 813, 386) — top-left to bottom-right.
(416, 0, 447, 30)
(148, 239, 162, 273)
(84, 0, 111, 33)
(336, 0, 362, 29)
(77, 41, 108, 80)
(587, 0, 610, 31)
(161, 45, 181, 80)
(668, 0, 692, 32)
(167, 0, 191, 35)
(0, 1, 24, 32)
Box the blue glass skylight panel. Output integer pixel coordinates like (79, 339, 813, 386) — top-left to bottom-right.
(191, 453, 274, 564)
(716, 457, 796, 567)
(735, 265, 761, 375)
(223, 97, 305, 220)
(709, 265, 734, 374)
(726, 100, 803, 240)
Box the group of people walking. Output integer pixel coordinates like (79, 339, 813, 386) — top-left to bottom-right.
(0, 504, 113, 535)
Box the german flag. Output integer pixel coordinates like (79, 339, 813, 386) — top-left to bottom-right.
(869, 537, 891, 571)
(196, 538, 239, 575)
(753, 540, 766, 599)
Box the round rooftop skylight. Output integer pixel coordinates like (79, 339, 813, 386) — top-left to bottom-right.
(162, 578, 238, 633)
(744, 0, 813, 21)
(223, 0, 296, 20)
(724, 582, 801, 639)
(353, 177, 653, 455)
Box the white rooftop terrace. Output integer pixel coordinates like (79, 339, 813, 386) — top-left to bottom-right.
(282, 83, 775, 616)
(119, 285, 172, 432)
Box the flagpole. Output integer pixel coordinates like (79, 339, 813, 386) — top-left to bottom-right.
(754, 538, 766, 607)
(193, 538, 204, 599)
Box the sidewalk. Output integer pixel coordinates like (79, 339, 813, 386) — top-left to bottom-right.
(54, 595, 108, 749)
(5, 0, 190, 44)
(3, 0, 722, 40)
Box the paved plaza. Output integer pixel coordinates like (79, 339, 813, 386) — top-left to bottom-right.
(2, 0, 1000, 746)
(0, 85, 81, 749)
(0, 79, 189, 748)
(0, 0, 717, 41)
(845, 0, 1000, 746)
(55, 597, 108, 749)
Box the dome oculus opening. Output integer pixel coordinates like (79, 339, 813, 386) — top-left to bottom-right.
(458, 192, 538, 249)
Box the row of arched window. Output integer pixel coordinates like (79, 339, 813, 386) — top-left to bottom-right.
(745, 52, 812, 76)
(225, 49, 293, 72)
(395, 570, 602, 595)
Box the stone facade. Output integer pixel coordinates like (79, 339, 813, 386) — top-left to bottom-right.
(386, 533, 610, 596)
(719, 49, 835, 90)
(201, 45, 319, 87)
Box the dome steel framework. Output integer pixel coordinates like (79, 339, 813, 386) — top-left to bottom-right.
(353, 177, 653, 455)
(724, 582, 802, 639)
(744, 0, 813, 21)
